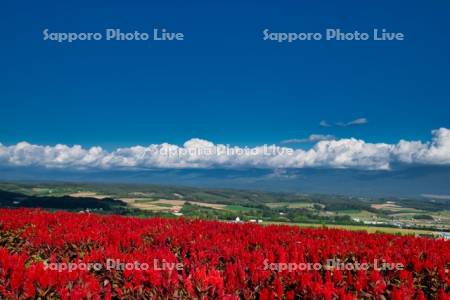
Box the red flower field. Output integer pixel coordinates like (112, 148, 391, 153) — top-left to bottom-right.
(0, 209, 448, 299)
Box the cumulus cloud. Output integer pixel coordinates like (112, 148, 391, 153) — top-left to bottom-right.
(1, 128, 450, 171)
(280, 134, 335, 144)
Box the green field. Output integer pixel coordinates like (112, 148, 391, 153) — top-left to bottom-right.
(266, 221, 435, 235)
(0, 181, 448, 233)
(224, 205, 255, 211)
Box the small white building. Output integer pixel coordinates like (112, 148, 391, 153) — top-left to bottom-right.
(436, 232, 450, 240)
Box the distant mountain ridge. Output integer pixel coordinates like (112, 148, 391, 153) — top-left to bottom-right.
(1, 166, 450, 198)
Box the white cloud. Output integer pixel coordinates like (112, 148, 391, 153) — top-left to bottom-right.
(281, 134, 335, 144)
(346, 117, 368, 126)
(321, 117, 369, 127)
(319, 120, 331, 127)
(1, 128, 450, 171)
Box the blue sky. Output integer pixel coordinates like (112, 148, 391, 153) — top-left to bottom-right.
(1, 0, 449, 151)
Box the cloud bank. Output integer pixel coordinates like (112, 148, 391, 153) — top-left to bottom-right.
(1, 128, 450, 171)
